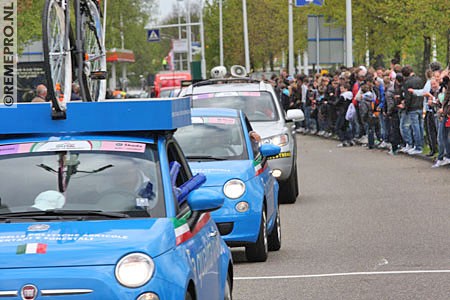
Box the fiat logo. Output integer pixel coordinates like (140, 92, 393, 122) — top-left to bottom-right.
(21, 285, 38, 300)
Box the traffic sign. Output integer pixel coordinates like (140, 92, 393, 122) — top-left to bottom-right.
(147, 29, 160, 42)
(295, 0, 323, 6)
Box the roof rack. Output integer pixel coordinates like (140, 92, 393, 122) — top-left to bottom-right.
(180, 79, 203, 87)
(0, 98, 191, 135)
(191, 77, 261, 88)
(183, 78, 271, 96)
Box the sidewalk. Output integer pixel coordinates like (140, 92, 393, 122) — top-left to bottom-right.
(296, 130, 449, 167)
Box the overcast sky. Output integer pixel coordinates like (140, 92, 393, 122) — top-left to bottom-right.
(158, 0, 177, 20)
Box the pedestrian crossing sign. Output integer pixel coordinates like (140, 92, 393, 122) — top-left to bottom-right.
(147, 29, 160, 42)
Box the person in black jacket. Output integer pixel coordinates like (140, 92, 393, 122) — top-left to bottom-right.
(385, 75, 403, 154)
(402, 65, 424, 155)
(324, 78, 339, 137)
(334, 83, 353, 146)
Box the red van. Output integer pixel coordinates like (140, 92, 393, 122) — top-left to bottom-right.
(154, 72, 191, 98)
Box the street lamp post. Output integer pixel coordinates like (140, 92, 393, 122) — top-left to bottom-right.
(345, 0, 353, 68)
(219, 0, 224, 66)
(178, 0, 183, 70)
(288, 0, 295, 75)
(242, 0, 250, 73)
(200, 1, 206, 79)
(186, 0, 192, 71)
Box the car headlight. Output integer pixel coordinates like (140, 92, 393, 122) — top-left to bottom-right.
(115, 253, 154, 288)
(263, 134, 289, 147)
(223, 179, 246, 199)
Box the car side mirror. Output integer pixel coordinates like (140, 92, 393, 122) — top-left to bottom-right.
(187, 189, 224, 212)
(259, 144, 281, 157)
(286, 109, 305, 121)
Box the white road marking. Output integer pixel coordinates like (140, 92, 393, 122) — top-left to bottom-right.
(378, 258, 389, 266)
(235, 270, 450, 280)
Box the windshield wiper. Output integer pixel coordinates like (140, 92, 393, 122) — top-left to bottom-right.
(37, 164, 114, 174)
(77, 164, 114, 174)
(36, 164, 57, 173)
(0, 210, 129, 219)
(186, 155, 227, 161)
(36, 162, 114, 193)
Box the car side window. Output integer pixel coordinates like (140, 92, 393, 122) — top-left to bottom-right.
(166, 140, 192, 215)
(243, 115, 260, 158)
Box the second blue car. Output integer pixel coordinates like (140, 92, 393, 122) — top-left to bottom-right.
(175, 108, 281, 262)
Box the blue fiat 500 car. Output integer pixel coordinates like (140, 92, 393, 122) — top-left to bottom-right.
(0, 100, 233, 300)
(175, 108, 281, 262)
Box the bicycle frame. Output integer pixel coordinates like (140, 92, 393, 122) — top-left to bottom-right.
(44, 0, 106, 116)
(76, 0, 106, 102)
(47, 0, 71, 118)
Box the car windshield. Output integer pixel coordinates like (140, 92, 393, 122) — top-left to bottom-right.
(175, 116, 248, 161)
(160, 88, 177, 98)
(0, 141, 165, 218)
(192, 91, 279, 122)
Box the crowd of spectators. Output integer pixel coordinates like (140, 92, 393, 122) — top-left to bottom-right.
(266, 60, 450, 168)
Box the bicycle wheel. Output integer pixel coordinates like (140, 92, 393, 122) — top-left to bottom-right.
(78, 0, 107, 102)
(43, 0, 72, 110)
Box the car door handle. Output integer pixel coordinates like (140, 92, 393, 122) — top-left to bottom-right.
(208, 230, 218, 238)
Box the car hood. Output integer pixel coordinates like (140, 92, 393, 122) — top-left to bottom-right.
(0, 218, 177, 268)
(250, 121, 289, 139)
(190, 160, 255, 187)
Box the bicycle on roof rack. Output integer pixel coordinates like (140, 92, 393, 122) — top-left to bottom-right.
(42, 0, 107, 113)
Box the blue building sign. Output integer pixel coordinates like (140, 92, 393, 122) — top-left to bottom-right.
(295, 0, 323, 7)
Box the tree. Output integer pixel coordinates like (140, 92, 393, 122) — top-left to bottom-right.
(105, 0, 167, 85)
(18, 0, 45, 51)
(309, 0, 450, 71)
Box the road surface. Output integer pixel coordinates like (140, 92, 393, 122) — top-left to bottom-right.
(232, 135, 450, 300)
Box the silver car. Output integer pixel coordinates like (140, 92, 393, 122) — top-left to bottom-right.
(183, 78, 304, 204)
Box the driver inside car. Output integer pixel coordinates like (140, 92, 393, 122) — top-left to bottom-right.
(207, 128, 236, 156)
(243, 98, 274, 120)
(95, 167, 156, 212)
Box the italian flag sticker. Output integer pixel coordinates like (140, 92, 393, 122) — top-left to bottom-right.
(253, 155, 265, 176)
(173, 213, 211, 245)
(16, 243, 47, 255)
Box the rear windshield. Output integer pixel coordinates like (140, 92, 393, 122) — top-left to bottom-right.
(0, 141, 165, 218)
(192, 91, 279, 122)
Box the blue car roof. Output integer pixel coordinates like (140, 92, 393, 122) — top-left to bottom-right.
(0, 99, 191, 136)
(191, 107, 240, 118)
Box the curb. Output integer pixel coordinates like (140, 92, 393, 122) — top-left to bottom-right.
(296, 131, 445, 165)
